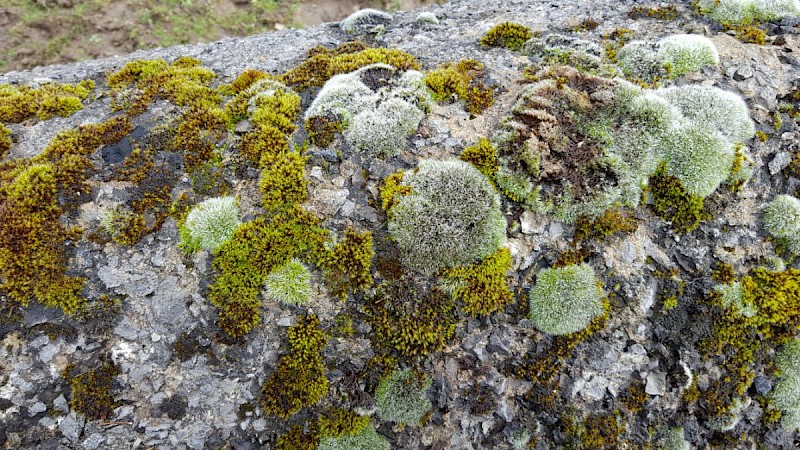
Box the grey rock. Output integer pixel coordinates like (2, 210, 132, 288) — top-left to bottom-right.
(82, 434, 105, 450)
(769, 151, 793, 175)
(754, 376, 772, 396)
(53, 394, 69, 413)
(496, 397, 515, 422)
(28, 401, 47, 416)
(581, 376, 609, 401)
(645, 372, 667, 396)
(39, 343, 60, 364)
(59, 412, 85, 442)
(733, 65, 754, 80)
(277, 316, 295, 327)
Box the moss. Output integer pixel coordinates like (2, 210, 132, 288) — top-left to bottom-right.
(379, 170, 411, 214)
(179, 196, 241, 253)
(755, 130, 769, 142)
(528, 263, 605, 335)
(648, 164, 709, 233)
(0, 80, 94, 123)
(564, 412, 624, 449)
(321, 227, 374, 300)
(375, 369, 432, 425)
(460, 138, 499, 178)
(265, 259, 312, 306)
(66, 361, 120, 421)
(573, 18, 600, 32)
(239, 126, 289, 167)
(619, 379, 648, 413)
(171, 105, 228, 172)
(107, 57, 218, 113)
(424, 60, 494, 115)
(733, 24, 767, 44)
(712, 262, 736, 284)
(226, 68, 269, 95)
(788, 152, 800, 179)
(276, 425, 320, 450)
(0, 123, 11, 158)
(573, 208, 638, 243)
(438, 247, 513, 316)
(366, 279, 457, 358)
(306, 115, 344, 148)
(258, 151, 308, 211)
(279, 43, 420, 92)
(480, 22, 534, 51)
(208, 207, 330, 337)
(317, 408, 370, 438)
(627, 5, 679, 20)
(260, 315, 328, 418)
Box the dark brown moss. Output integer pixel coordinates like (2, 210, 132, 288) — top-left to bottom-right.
(627, 5, 679, 20)
(66, 361, 121, 421)
(648, 164, 709, 233)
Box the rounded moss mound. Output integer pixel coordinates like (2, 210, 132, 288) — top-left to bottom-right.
(769, 339, 800, 430)
(388, 159, 506, 274)
(265, 259, 313, 306)
(697, 0, 800, 24)
(181, 196, 241, 252)
(763, 194, 800, 255)
(528, 263, 604, 335)
(340, 8, 392, 34)
(656, 34, 719, 78)
(375, 369, 432, 426)
(318, 425, 390, 450)
(661, 121, 735, 198)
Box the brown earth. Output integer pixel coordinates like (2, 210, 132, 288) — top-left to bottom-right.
(0, 0, 444, 73)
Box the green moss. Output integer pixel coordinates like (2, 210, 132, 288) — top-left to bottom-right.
(379, 170, 411, 215)
(564, 412, 624, 449)
(424, 60, 494, 115)
(648, 164, 709, 233)
(528, 263, 605, 335)
(239, 126, 290, 168)
(0, 80, 94, 123)
(321, 227, 374, 300)
(317, 408, 370, 439)
(172, 105, 228, 172)
(226, 68, 269, 95)
(755, 130, 769, 142)
(261, 315, 328, 418)
(107, 57, 218, 113)
(0, 123, 11, 158)
(366, 279, 457, 358)
(459, 138, 499, 178)
(627, 5, 679, 20)
(729, 24, 767, 45)
(480, 22, 534, 51)
(258, 151, 308, 211)
(208, 207, 330, 337)
(276, 425, 320, 450)
(375, 369, 432, 425)
(438, 247, 513, 316)
(265, 259, 312, 306)
(66, 361, 120, 421)
(279, 43, 420, 92)
(573, 208, 638, 243)
(712, 261, 736, 284)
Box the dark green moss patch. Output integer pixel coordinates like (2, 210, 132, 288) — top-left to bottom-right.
(438, 247, 513, 316)
(424, 60, 495, 115)
(627, 5, 679, 20)
(480, 22, 534, 51)
(573, 208, 638, 243)
(65, 361, 121, 421)
(648, 164, 709, 233)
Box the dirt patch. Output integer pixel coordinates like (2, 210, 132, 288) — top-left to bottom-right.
(0, 0, 445, 74)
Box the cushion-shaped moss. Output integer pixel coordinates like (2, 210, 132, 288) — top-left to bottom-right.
(266, 259, 312, 306)
(528, 263, 604, 335)
(180, 196, 241, 253)
(375, 369, 431, 425)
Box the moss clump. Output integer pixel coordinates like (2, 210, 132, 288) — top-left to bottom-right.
(375, 369, 432, 425)
(573, 208, 638, 243)
(321, 227, 374, 300)
(67, 361, 120, 421)
(564, 412, 624, 449)
(387, 159, 506, 274)
(306, 115, 344, 148)
(762, 194, 800, 257)
(225, 68, 269, 95)
(480, 22, 534, 51)
(379, 170, 412, 215)
(261, 315, 328, 418)
(528, 263, 605, 335)
(366, 279, 457, 358)
(258, 151, 308, 211)
(107, 58, 218, 113)
(276, 425, 320, 450)
(459, 137, 499, 178)
(0, 80, 94, 123)
(424, 60, 495, 115)
(648, 164, 709, 233)
(178, 196, 241, 253)
(279, 43, 420, 92)
(730, 23, 767, 44)
(573, 18, 600, 32)
(769, 339, 800, 430)
(317, 408, 370, 439)
(265, 259, 313, 306)
(627, 5, 679, 20)
(208, 207, 329, 337)
(711, 261, 736, 284)
(0, 123, 11, 157)
(438, 247, 513, 316)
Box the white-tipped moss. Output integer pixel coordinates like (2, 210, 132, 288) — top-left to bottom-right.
(770, 339, 800, 430)
(528, 263, 604, 335)
(375, 369, 431, 426)
(180, 196, 241, 253)
(265, 259, 312, 306)
(100, 205, 138, 240)
(318, 424, 390, 450)
(346, 96, 424, 157)
(340, 8, 392, 33)
(389, 159, 507, 274)
(714, 282, 756, 317)
(698, 0, 800, 24)
(763, 194, 800, 256)
(661, 121, 736, 198)
(656, 34, 719, 78)
(416, 11, 439, 25)
(656, 85, 755, 144)
(655, 427, 691, 450)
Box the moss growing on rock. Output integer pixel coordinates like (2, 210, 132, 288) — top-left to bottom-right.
(424, 59, 494, 115)
(265, 259, 313, 306)
(528, 263, 605, 335)
(179, 196, 241, 253)
(438, 247, 513, 316)
(0, 80, 94, 123)
(321, 227, 374, 300)
(66, 361, 121, 421)
(258, 151, 308, 211)
(459, 137, 499, 178)
(375, 369, 432, 425)
(387, 159, 506, 274)
(480, 22, 534, 51)
(770, 339, 800, 430)
(0, 123, 10, 158)
(763, 194, 800, 256)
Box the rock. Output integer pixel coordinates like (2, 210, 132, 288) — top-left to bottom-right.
(581, 376, 609, 401)
(58, 412, 85, 443)
(520, 211, 539, 235)
(769, 151, 793, 175)
(28, 401, 46, 416)
(733, 65, 754, 81)
(754, 376, 772, 396)
(645, 372, 667, 396)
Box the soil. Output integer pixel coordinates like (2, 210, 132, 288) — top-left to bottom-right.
(0, 0, 444, 74)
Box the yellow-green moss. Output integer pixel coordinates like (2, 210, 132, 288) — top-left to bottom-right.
(460, 137, 499, 178)
(424, 60, 495, 115)
(572, 18, 600, 32)
(321, 227, 374, 300)
(239, 126, 289, 167)
(172, 105, 228, 172)
(712, 261, 736, 284)
(727, 24, 767, 45)
(480, 22, 534, 51)
(258, 151, 308, 211)
(66, 361, 120, 421)
(226, 68, 269, 95)
(367, 280, 457, 359)
(0, 123, 10, 158)
(276, 425, 320, 450)
(380, 170, 412, 215)
(260, 315, 328, 418)
(317, 408, 370, 438)
(601, 28, 635, 62)
(279, 43, 420, 92)
(627, 5, 679, 20)
(107, 57, 218, 113)
(208, 207, 329, 337)
(438, 247, 513, 316)
(649, 164, 709, 233)
(774, 110, 784, 130)
(0, 80, 94, 123)
(755, 130, 769, 142)
(564, 411, 624, 449)
(573, 208, 638, 243)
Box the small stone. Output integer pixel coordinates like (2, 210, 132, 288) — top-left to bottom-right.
(277, 316, 295, 327)
(53, 394, 69, 413)
(754, 376, 772, 396)
(28, 401, 46, 416)
(59, 412, 85, 442)
(252, 418, 267, 432)
(769, 151, 792, 175)
(82, 434, 105, 450)
(39, 343, 60, 364)
(520, 211, 538, 235)
(645, 372, 667, 396)
(733, 65, 754, 81)
(496, 397, 515, 422)
(581, 376, 609, 401)
(340, 200, 356, 217)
